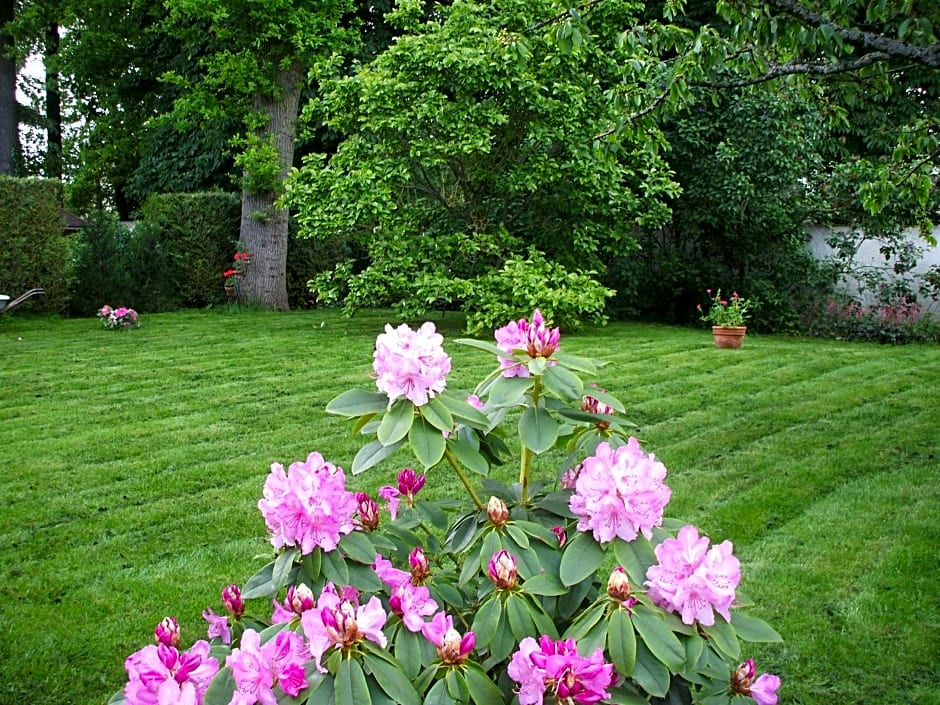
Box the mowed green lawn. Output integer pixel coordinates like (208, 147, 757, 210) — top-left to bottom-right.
(1, 309, 938, 705)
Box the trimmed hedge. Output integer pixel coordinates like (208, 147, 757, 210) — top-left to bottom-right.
(0, 176, 69, 313)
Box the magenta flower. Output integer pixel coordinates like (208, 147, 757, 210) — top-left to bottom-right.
(408, 546, 431, 583)
(373, 553, 411, 589)
(300, 583, 388, 672)
(488, 550, 518, 590)
(124, 640, 219, 705)
(377, 485, 401, 520)
(356, 492, 380, 531)
(569, 438, 672, 544)
(271, 584, 316, 623)
(221, 584, 245, 618)
(397, 468, 426, 498)
(507, 635, 616, 705)
(494, 309, 561, 378)
(731, 659, 781, 705)
(227, 628, 310, 705)
(154, 617, 180, 648)
(258, 451, 358, 555)
(388, 582, 439, 632)
(373, 322, 451, 406)
(644, 524, 741, 626)
(552, 525, 567, 547)
(467, 394, 484, 410)
(422, 612, 475, 664)
(202, 608, 231, 645)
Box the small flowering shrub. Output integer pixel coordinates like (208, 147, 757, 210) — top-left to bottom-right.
(698, 289, 753, 328)
(112, 310, 783, 705)
(97, 305, 139, 330)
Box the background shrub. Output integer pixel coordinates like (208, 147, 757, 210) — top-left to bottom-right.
(0, 176, 69, 313)
(67, 211, 134, 316)
(286, 221, 352, 309)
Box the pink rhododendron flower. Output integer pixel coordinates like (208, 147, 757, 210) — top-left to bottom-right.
(388, 581, 439, 632)
(300, 582, 388, 672)
(373, 322, 451, 406)
(488, 550, 518, 590)
(508, 635, 616, 705)
(124, 640, 219, 705)
(377, 485, 401, 520)
(467, 394, 484, 410)
(227, 628, 310, 705)
(202, 608, 231, 645)
(494, 309, 561, 377)
(569, 438, 671, 544)
(373, 553, 411, 589)
(356, 491, 380, 531)
(422, 612, 475, 664)
(271, 584, 316, 623)
(409, 546, 431, 583)
(221, 584, 245, 618)
(644, 524, 741, 626)
(258, 451, 358, 555)
(731, 659, 781, 705)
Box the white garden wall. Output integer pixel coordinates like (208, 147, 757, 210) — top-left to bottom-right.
(807, 225, 940, 317)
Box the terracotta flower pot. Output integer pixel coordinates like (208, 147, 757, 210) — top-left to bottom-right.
(712, 325, 747, 349)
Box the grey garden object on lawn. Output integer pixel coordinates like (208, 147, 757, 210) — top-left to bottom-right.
(0, 288, 45, 314)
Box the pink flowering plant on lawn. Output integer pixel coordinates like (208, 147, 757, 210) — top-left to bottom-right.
(111, 312, 783, 705)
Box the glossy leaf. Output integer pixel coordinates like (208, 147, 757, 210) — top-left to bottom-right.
(632, 640, 671, 698)
(631, 608, 686, 671)
(335, 658, 372, 705)
(271, 546, 299, 591)
(202, 667, 236, 705)
(450, 438, 490, 476)
(608, 608, 637, 677)
(702, 618, 740, 660)
(519, 405, 560, 454)
(465, 662, 506, 705)
(352, 438, 405, 474)
(377, 399, 415, 445)
(471, 596, 502, 648)
(364, 651, 421, 705)
(613, 536, 657, 585)
(421, 396, 454, 433)
(327, 389, 390, 417)
(731, 612, 784, 643)
(506, 593, 536, 642)
(339, 531, 378, 565)
(241, 560, 276, 599)
(559, 530, 605, 586)
(409, 417, 446, 468)
(541, 363, 584, 401)
(520, 571, 568, 596)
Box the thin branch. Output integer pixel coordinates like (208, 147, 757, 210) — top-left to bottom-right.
(695, 51, 893, 88)
(526, 0, 609, 33)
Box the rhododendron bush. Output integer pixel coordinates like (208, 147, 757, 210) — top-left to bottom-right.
(111, 311, 783, 705)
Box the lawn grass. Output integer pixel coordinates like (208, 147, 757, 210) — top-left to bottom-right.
(1, 309, 938, 705)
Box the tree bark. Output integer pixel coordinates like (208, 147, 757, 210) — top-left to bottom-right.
(237, 60, 302, 311)
(44, 23, 62, 181)
(0, 0, 18, 175)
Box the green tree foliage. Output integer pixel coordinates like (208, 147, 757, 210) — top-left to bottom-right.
(290, 0, 681, 328)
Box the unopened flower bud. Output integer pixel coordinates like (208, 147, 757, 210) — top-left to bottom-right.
(287, 584, 316, 614)
(552, 526, 567, 547)
(356, 491, 380, 531)
(397, 468, 426, 500)
(154, 616, 180, 647)
(221, 584, 244, 618)
(409, 546, 431, 583)
(606, 566, 632, 602)
(488, 550, 517, 590)
(487, 496, 510, 526)
(439, 627, 476, 664)
(731, 659, 757, 694)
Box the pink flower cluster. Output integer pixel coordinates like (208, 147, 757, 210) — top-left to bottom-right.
(300, 583, 388, 672)
(258, 451, 358, 555)
(124, 640, 219, 705)
(378, 468, 426, 520)
(373, 552, 439, 632)
(228, 629, 310, 705)
(97, 304, 139, 329)
(644, 525, 741, 626)
(422, 612, 475, 665)
(508, 635, 616, 705)
(373, 322, 451, 406)
(494, 309, 560, 377)
(569, 438, 672, 544)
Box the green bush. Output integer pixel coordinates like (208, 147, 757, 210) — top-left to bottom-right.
(286, 221, 351, 309)
(0, 176, 69, 313)
(66, 212, 135, 317)
(138, 192, 241, 308)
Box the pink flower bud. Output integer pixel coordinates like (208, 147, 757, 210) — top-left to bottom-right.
(356, 491, 380, 531)
(487, 496, 510, 526)
(731, 659, 757, 693)
(154, 616, 180, 647)
(221, 584, 244, 618)
(488, 550, 517, 590)
(397, 468, 426, 500)
(606, 567, 632, 601)
(552, 526, 567, 547)
(287, 584, 316, 614)
(439, 627, 476, 664)
(409, 546, 431, 583)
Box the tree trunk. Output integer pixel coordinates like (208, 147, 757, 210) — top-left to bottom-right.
(237, 60, 302, 311)
(0, 0, 18, 175)
(44, 23, 62, 181)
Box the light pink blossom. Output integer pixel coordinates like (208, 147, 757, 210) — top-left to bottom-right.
(569, 438, 672, 544)
(507, 635, 616, 705)
(124, 640, 219, 705)
(644, 524, 741, 626)
(373, 322, 451, 406)
(227, 628, 310, 705)
(488, 550, 518, 590)
(300, 583, 388, 672)
(271, 584, 316, 624)
(389, 582, 439, 632)
(422, 612, 475, 664)
(494, 309, 561, 378)
(258, 451, 358, 555)
(373, 553, 411, 589)
(202, 608, 231, 645)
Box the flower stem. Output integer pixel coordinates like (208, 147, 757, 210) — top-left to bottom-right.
(444, 447, 484, 510)
(519, 376, 542, 505)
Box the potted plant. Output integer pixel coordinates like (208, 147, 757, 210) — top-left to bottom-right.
(97, 305, 139, 330)
(223, 269, 240, 298)
(698, 289, 753, 348)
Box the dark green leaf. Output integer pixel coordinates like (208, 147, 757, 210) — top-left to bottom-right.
(421, 396, 454, 433)
(335, 658, 372, 705)
(613, 536, 657, 585)
(559, 530, 605, 586)
(471, 597, 502, 649)
(339, 531, 378, 564)
(521, 571, 568, 596)
(377, 399, 415, 445)
(478, 529, 502, 574)
(409, 417, 446, 468)
(607, 608, 637, 677)
(632, 607, 686, 671)
(241, 560, 276, 599)
(364, 652, 421, 705)
(563, 600, 607, 641)
(272, 547, 299, 591)
(321, 548, 350, 585)
(437, 393, 490, 429)
(465, 663, 506, 705)
(445, 669, 470, 703)
(202, 667, 236, 705)
(393, 629, 425, 680)
(449, 438, 490, 476)
(632, 640, 671, 698)
(424, 678, 457, 705)
(505, 593, 536, 642)
(702, 618, 740, 660)
(731, 612, 783, 643)
(445, 511, 481, 553)
(347, 561, 383, 592)
(541, 363, 584, 401)
(519, 405, 559, 454)
(352, 438, 404, 475)
(327, 389, 390, 417)
(488, 375, 533, 407)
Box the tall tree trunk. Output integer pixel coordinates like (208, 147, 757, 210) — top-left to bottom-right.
(238, 61, 302, 311)
(0, 0, 18, 175)
(44, 23, 62, 181)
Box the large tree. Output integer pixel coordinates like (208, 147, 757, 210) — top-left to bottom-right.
(0, 0, 18, 174)
(163, 0, 356, 310)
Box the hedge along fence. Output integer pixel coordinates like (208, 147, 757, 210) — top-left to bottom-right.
(0, 176, 69, 314)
